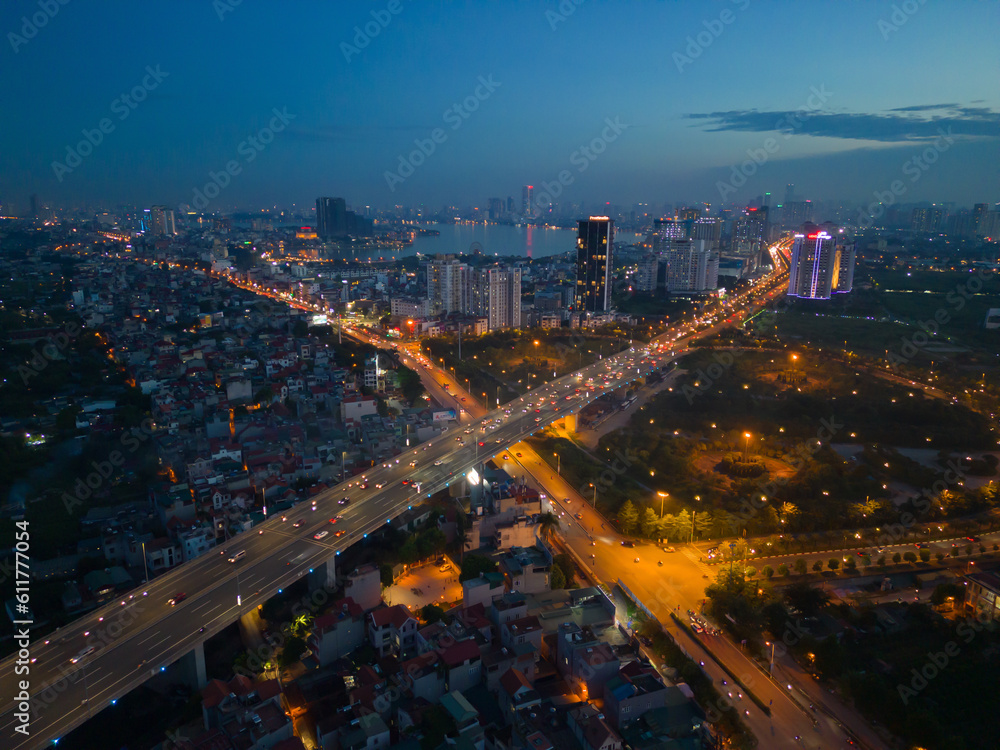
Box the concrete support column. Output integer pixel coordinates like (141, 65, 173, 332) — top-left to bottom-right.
(178, 639, 207, 689)
(307, 556, 336, 593)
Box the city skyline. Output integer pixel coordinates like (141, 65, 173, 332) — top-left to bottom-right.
(2, 1, 998, 213)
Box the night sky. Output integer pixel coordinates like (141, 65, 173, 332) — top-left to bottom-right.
(2, 0, 997, 213)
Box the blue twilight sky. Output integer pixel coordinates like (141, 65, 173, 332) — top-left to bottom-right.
(1, 0, 997, 215)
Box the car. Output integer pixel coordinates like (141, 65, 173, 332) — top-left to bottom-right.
(516, 452, 522, 457)
(915, 542, 928, 549)
(856, 550, 866, 557)
(339, 497, 350, 505)
(634, 557, 640, 563)
(433, 460, 443, 466)
(503, 455, 510, 460)
(168, 592, 187, 606)
(314, 530, 329, 540)
(334, 530, 345, 537)
(967, 536, 981, 543)
(70, 646, 96, 664)
(575, 513, 583, 519)
(401, 479, 410, 485)
(621, 540, 635, 548)
(228, 550, 246, 563)
(293, 520, 304, 528)
(662, 546, 675, 553)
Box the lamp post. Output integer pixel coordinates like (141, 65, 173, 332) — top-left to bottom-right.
(765, 640, 775, 674)
(141, 540, 149, 584)
(554, 453, 561, 476)
(657, 491, 668, 518)
(743, 432, 752, 463)
(588, 482, 597, 508)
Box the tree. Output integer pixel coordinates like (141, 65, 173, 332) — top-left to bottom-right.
(844, 557, 857, 572)
(421, 604, 445, 624)
(380, 563, 395, 588)
(640, 507, 661, 538)
(892, 552, 902, 564)
(877, 555, 887, 567)
(550, 564, 567, 589)
(459, 554, 497, 583)
(930, 583, 966, 606)
(827, 558, 839, 571)
(935, 552, 945, 563)
(812, 560, 823, 572)
(761, 565, 774, 579)
(777, 563, 789, 577)
(904, 551, 918, 563)
(674, 509, 692, 542)
(537, 512, 560, 542)
(918, 549, 931, 563)
(553, 553, 575, 587)
(618, 500, 639, 535)
(778, 501, 799, 526)
(784, 583, 830, 617)
(793, 558, 807, 575)
(279, 635, 307, 667)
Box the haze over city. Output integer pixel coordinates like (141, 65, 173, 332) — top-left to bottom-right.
(2, 3, 1000, 750)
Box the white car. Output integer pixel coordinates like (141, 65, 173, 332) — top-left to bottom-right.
(313, 530, 329, 540)
(433, 460, 443, 466)
(70, 646, 96, 664)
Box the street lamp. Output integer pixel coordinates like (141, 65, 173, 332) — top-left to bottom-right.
(743, 432, 752, 463)
(588, 482, 597, 508)
(657, 491, 669, 518)
(765, 640, 775, 674)
(141, 540, 149, 583)
(554, 452, 561, 475)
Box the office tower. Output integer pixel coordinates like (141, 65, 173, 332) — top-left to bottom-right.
(635, 255, 658, 292)
(782, 200, 812, 229)
(691, 217, 723, 247)
(785, 184, 795, 203)
(733, 206, 768, 254)
(665, 239, 719, 293)
(575, 216, 614, 312)
(316, 197, 348, 239)
(788, 230, 850, 299)
(911, 206, 944, 233)
(651, 218, 688, 253)
(972, 203, 988, 234)
(763, 192, 771, 208)
(834, 240, 856, 294)
(472, 266, 522, 330)
(29, 194, 38, 218)
(488, 198, 505, 221)
(678, 207, 701, 222)
(149, 205, 176, 236)
(522, 185, 534, 217)
(426, 256, 470, 314)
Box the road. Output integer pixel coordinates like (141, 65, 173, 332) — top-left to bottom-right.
(2, 240, 793, 749)
(1, 325, 688, 749)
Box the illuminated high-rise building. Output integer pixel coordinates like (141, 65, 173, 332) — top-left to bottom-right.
(788, 230, 855, 299)
(522, 185, 534, 217)
(149, 205, 176, 236)
(316, 197, 347, 239)
(575, 216, 614, 312)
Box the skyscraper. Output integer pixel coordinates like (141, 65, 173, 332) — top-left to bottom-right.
(665, 239, 719, 294)
(316, 197, 347, 239)
(522, 185, 533, 217)
(788, 231, 854, 299)
(426, 256, 470, 314)
(691, 217, 723, 247)
(733, 206, 768, 254)
(149, 205, 176, 236)
(472, 266, 522, 330)
(651, 218, 688, 252)
(576, 217, 614, 312)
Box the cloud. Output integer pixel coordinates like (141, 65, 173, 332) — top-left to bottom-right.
(685, 103, 1000, 142)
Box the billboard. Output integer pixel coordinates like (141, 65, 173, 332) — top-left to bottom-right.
(432, 410, 457, 422)
(311, 314, 328, 326)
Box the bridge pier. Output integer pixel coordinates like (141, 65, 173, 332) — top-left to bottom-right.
(307, 556, 336, 593)
(560, 413, 578, 433)
(178, 639, 207, 690)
